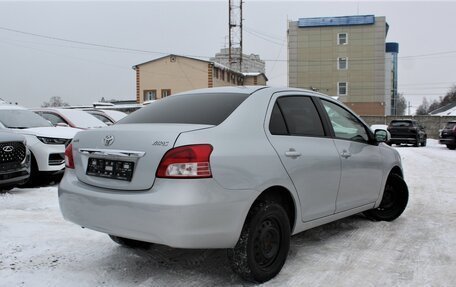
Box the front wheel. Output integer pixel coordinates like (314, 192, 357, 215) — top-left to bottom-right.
(227, 201, 290, 283)
(421, 136, 427, 146)
(364, 174, 408, 221)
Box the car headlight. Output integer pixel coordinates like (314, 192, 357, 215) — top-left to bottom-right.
(37, 136, 69, 145)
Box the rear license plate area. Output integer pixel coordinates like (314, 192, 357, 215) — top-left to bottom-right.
(86, 158, 134, 181)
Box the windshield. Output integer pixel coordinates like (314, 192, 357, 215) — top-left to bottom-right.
(445, 122, 456, 129)
(0, 109, 53, 128)
(118, 93, 249, 125)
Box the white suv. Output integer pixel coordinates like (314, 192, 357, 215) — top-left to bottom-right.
(0, 104, 79, 185)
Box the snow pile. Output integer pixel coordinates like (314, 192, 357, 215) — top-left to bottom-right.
(1, 140, 455, 286)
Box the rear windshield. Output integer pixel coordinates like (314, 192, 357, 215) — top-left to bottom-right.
(445, 122, 456, 129)
(390, 121, 412, 127)
(118, 93, 249, 125)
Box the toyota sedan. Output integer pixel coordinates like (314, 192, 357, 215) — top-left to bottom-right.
(59, 86, 408, 283)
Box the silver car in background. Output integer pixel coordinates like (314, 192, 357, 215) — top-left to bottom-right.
(59, 86, 408, 283)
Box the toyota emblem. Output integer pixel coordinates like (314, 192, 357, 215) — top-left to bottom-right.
(2, 145, 14, 152)
(103, 135, 115, 146)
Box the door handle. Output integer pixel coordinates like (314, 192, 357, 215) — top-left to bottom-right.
(341, 150, 351, 159)
(285, 148, 301, 158)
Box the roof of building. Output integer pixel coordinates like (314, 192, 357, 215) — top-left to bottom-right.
(133, 54, 268, 80)
(298, 15, 375, 28)
(132, 54, 209, 69)
(429, 102, 456, 116)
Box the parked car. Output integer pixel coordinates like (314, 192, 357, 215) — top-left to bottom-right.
(387, 119, 427, 147)
(0, 104, 79, 185)
(84, 109, 127, 125)
(32, 108, 107, 129)
(439, 120, 456, 150)
(0, 130, 31, 191)
(59, 87, 408, 283)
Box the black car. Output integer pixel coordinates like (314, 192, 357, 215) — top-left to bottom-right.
(0, 131, 31, 191)
(387, 119, 427, 147)
(439, 121, 456, 150)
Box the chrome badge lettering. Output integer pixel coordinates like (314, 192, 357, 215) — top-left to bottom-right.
(152, 141, 169, 147)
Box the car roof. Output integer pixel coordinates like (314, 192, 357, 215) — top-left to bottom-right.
(0, 104, 26, 110)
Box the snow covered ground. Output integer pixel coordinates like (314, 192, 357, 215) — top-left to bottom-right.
(1, 139, 455, 286)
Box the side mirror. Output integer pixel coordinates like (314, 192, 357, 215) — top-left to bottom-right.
(374, 129, 390, 143)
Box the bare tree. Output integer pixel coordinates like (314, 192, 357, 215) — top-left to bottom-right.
(415, 97, 429, 115)
(42, 96, 69, 107)
(396, 93, 407, 115)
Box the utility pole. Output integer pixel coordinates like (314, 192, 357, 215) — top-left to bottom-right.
(228, 0, 243, 72)
(408, 101, 411, 115)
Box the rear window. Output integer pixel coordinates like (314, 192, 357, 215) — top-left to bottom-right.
(390, 121, 413, 127)
(118, 93, 249, 125)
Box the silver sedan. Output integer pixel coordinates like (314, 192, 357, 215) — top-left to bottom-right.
(59, 86, 408, 283)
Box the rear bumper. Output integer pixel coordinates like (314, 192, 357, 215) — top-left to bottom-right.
(58, 170, 259, 248)
(389, 137, 417, 144)
(439, 138, 456, 145)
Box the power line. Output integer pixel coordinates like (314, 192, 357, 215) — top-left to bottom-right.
(0, 26, 209, 59)
(3, 25, 456, 64)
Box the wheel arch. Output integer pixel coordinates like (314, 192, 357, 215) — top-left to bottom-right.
(389, 165, 403, 179)
(250, 185, 297, 233)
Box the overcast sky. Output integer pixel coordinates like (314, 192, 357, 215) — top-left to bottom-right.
(1, 1, 455, 112)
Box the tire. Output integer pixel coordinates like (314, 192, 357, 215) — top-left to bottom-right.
(108, 235, 152, 249)
(421, 138, 427, 146)
(447, 144, 456, 150)
(227, 201, 290, 283)
(21, 154, 39, 187)
(364, 174, 408, 221)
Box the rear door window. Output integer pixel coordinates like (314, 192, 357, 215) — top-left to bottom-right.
(269, 96, 325, 137)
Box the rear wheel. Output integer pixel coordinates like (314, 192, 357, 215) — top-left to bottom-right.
(108, 235, 152, 249)
(364, 174, 408, 221)
(447, 144, 456, 150)
(227, 201, 290, 283)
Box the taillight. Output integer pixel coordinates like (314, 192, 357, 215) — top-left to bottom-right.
(156, 144, 213, 178)
(453, 126, 456, 135)
(65, 143, 74, 169)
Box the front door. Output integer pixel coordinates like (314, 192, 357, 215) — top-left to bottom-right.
(320, 100, 384, 212)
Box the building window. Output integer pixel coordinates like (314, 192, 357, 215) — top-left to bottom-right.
(161, 89, 171, 98)
(338, 57, 348, 70)
(143, 90, 157, 101)
(214, 68, 219, 79)
(337, 82, 348, 96)
(221, 70, 225, 81)
(338, 33, 347, 45)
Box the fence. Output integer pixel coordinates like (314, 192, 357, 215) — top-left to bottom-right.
(361, 116, 456, 139)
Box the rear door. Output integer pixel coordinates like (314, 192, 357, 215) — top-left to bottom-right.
(265, 93, 341, 222)
(319, 99, 383, 212)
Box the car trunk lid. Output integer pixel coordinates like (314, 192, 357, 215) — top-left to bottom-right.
(72, 123, 213, 191)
